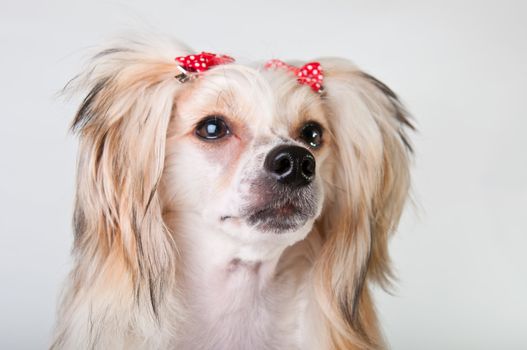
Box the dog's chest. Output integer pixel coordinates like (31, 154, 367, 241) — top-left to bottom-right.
(175, 258, 310, 350)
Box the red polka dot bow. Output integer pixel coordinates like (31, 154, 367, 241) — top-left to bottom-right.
(264, 59, 324, 93)
(175, 52, 235, 73)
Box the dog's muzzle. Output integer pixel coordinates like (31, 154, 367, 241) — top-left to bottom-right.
(242, 145, 318, 233)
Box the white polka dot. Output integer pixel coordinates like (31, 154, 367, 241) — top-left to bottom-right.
(190, 55, 195, 60)
(318, 74, 323, 79)
(307, 65, 312, 70)
(194, 62, 200, 67)
(312, 69, 318, 74)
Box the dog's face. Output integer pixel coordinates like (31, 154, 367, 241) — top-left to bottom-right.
(162, 66, 333, 246)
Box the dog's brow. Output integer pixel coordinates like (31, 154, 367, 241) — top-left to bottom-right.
(284, 98, 327, 132)
(210, 86, 242, 119)
(215, 90, 227, 109)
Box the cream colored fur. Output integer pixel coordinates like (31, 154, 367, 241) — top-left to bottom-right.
(52, 36, 413, 350)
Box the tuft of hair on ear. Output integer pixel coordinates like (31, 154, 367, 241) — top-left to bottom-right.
(51, 37, 191, 349)
(313, 58, 414, 349)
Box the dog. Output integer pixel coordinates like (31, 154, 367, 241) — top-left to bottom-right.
(51, 36, 413, 350)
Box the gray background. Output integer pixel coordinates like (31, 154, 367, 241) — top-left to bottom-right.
(1, 0, 526, 349)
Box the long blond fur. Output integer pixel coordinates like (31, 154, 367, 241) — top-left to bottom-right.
(52, 38, 191, 349)
(313, 58, 413, 349)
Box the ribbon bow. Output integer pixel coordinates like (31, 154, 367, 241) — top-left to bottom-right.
(175, 52, 235, 81)
(264, 59, 324, 93)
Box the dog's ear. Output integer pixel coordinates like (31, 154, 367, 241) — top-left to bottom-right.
(314, 58, 413, 349)
(52, 39, 190, 349)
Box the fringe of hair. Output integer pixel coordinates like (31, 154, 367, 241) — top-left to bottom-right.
(312, 59, 413, 349)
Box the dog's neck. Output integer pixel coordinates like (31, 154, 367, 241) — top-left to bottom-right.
(166, 211, 322, 349)
(176, 216, 285, 301)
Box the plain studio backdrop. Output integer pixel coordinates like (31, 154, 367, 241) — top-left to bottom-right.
(1, 0, 526, 349)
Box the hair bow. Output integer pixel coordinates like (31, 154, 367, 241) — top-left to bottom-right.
(174, 52, 235, 82)
(264, 59, 324, 93)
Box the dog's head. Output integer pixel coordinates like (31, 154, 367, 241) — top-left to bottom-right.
(161, 61, 332, 250)
(68, 37, 413, 349)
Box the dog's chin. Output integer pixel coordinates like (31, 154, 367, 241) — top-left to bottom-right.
(245, 201, 310, 233)
(239, 191, 320, 234)
(220, 205, 312, 234)
(211, 198, 320, 260)
(218, 187, 321, 238)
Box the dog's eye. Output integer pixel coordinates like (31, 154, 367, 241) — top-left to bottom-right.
(299, 122, 323, 149)
(195, 116, 231, 140)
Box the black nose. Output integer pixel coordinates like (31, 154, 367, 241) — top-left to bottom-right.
(264, 145, 316, 187)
